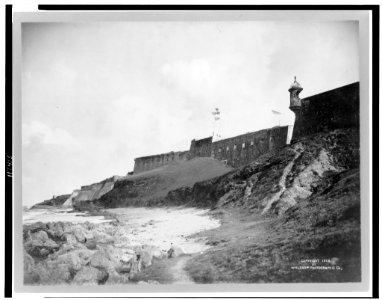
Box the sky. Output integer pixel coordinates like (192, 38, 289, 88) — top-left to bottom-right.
(21, 21, 359, 207)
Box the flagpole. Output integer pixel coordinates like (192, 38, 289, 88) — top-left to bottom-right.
(271, 110, 282, 127)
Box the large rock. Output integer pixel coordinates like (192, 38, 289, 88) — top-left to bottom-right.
(44, 239, 59, 250)
(46, 222, 65, 239)
(33, 261, 71, 284)
(107, 246, 135, 265)
(72, 227, 87, 243)
(72, 266, 106, 285)
(52, 242, 86, 258)
(55, 251, 84, 271)
(24, 230, 60, 258)
(32, 230, 49, 243)
(24, 251, 35, 273)
(63, 233, 78, 245)
(90, 251, 114, 271)
(23, 252, 40, 285)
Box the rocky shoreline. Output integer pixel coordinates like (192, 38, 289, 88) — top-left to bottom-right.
(23, 216, 185, 285)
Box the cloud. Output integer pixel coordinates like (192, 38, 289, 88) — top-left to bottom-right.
(160, 58, 217, 98)
(22, 121, 79, 148)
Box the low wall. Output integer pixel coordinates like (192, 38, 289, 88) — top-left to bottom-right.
(292, 82, 359, 141)
(133, 151, 189, 174)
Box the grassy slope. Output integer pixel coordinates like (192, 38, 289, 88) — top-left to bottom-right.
(94, 157, 234, 208)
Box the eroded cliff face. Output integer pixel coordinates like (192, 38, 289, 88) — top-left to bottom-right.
(163, 128, 359, 214)
(181, 128, 360, 283)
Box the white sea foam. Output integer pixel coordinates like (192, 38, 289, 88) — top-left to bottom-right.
(23, 208, 110, 225)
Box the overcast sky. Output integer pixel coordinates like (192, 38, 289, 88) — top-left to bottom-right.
(21, 20, 359, 207)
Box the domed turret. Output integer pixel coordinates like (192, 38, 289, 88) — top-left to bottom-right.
(289, 76, 303, 112)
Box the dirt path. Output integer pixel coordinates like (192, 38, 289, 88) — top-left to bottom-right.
(262, 144, 303, 214)
(170, 255, 194, 284)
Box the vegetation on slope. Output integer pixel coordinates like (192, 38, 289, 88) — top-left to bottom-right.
(93, 157, 234, 208)
(30, 194, 71, 209)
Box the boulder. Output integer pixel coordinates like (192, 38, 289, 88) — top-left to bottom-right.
(24, 233, 60, 258)
(75, 248, 95, 264)
(33, 261, 71, 284)
(24, 251, 35, 273)
(44, 239, 59, 250)
(39, 248, 50, 256)
(107, 246, 135, 265)
(55, 251, 84, 271)
(72, 266, 105, 285)
(46, 222, 65, 239)
(64, 233, 78, 245)
(90, 251, 113, 271)
(24, 272, 40, 285)
(32, 230, 49, 243)
(72, 226, 87, 243)
(52, 242, 86, 258)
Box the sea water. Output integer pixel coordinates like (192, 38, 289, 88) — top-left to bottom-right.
(22, 208, 110, 225)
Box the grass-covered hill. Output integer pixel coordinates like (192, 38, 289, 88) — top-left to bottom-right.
(90, 157, 234, 208)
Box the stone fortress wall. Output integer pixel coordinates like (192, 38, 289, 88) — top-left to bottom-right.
(133, 151, 189, 174)
(133, 126, 290, 174)
(211, 126, 289, 168)
(133, 79, 360, 174)
(290, 82, 359, 141)
(189, 137, 213, 159)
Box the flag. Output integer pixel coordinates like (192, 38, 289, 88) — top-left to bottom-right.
(272, 110, 282, 115)
(212, 108, 221, 120)
(212, 108, 220, 115)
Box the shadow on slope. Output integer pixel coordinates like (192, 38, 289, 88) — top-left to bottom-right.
(93, 157, 234, 208)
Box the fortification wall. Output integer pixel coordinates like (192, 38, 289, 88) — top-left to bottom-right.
(133, 150, 189, 174)
(292, 82, 359, 141)
(189, 137, 212, 159)
(211, 126, 289, 168)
